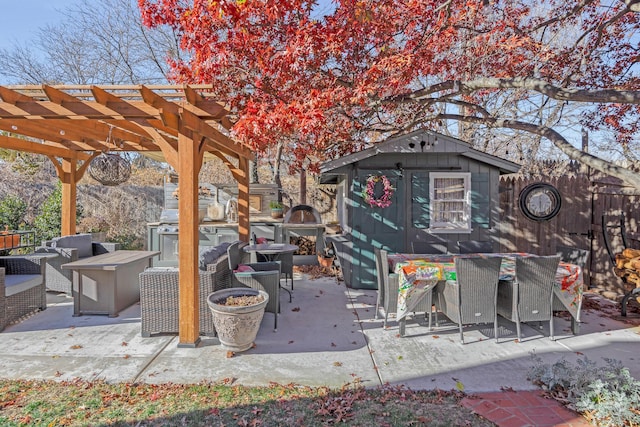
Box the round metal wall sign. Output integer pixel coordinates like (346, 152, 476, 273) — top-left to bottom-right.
(518, 183, 562, 221)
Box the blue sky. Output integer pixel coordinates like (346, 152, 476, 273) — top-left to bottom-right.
(0, 0, 79, 52)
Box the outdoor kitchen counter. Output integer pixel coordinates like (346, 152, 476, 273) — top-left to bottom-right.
(146, 217, 284, 227)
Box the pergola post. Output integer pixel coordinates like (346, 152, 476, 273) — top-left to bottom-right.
(237, 156, 251, 242)
(177, 132, 204, 347)
(60, 158, 78, 236)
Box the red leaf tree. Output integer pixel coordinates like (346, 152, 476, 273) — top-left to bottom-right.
(139, 0, 640, 186)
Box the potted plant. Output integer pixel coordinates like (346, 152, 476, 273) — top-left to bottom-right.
(207, 288, 269, 352)
(317, 246, 335, 268)
(269, 200, 284, 219)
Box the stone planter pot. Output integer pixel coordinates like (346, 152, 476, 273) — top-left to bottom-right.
(270, 208, 283, 219)
(207, 288, 269, 352)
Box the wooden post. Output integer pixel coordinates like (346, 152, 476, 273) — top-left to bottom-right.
(237, 156, 250, 242)
(60, 158, 77, 236)
(177, 132, 203, 347)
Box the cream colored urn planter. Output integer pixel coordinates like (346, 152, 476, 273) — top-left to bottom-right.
(207, 288, 269, 352)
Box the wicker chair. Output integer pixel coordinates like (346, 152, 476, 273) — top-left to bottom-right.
(411, 241, 448, 254)
(497, 255, 561, 341)
(35, 234, 120, 294)
(457, 240, 493, 254)
(434, 256, 503, 343)
(227, 241, 282, 331)
(374, 248, 432, 332)
(554, 246, 588, 317)
(139, 255, 231, 337)
(0, 255, 48, 331)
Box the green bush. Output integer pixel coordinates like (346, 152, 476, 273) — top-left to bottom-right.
(528, 353, 640, 426)
(0, 194, 27, 230)
(33, 183, 84, 242)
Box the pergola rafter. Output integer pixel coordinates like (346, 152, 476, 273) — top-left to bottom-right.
(0, 84, 255, 348)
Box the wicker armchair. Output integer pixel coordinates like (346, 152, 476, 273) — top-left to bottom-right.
(374, 248, 432, 333)
(457, 240, 493, 254)
(411, 241, 448, 254)
(434, 256, 503, 343)
(35, 234, 120, 294)
(227, 241, 282, 331)
(497, 255, 561, 341)
(139, 255, 231, 337)
(0, 255, 48, 331)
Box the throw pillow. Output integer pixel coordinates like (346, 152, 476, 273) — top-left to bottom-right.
(234, 264, 255, 273)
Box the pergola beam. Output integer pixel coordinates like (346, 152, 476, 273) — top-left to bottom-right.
(0, 84, 256, 348)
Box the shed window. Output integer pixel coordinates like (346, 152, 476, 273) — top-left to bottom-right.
(429, 172, 471, 233)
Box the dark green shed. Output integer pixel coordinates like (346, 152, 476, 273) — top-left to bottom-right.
(320, 130, 520, 289)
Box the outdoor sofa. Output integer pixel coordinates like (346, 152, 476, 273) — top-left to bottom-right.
(139, 242, 233, 337)
(34, 233, 120, 294)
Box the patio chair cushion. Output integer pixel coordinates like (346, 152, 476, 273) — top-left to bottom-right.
(4, 274, 42, 297)
(235, 264, 255, 273)
(198, 242, 232, 271)
(51, 233, 93, 258)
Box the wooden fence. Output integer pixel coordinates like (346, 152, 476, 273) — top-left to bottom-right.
(499, 172, 640, 296)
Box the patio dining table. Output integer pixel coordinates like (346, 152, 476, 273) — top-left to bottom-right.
(387, 252, 584, 335)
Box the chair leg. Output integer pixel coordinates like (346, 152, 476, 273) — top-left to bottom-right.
(428, 305, 433, 331)
(549, 317, 554, 341)
(494, 313, 499, 343)
(516, 322, 521, 342)
(459, 323, 464, 344)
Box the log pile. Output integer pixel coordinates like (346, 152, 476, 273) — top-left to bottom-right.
(289, 236, 317, 255)
(614, 248, 640, 298)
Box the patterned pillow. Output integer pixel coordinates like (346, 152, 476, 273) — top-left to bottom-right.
(198, 242, 232, 270)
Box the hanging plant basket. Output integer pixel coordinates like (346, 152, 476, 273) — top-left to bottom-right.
(88, 152, 132, 186)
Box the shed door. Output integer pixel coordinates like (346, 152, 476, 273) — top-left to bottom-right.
(351, 170, 405, 289)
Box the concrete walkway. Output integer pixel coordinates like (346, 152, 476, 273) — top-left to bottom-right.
(0, 273, 638, 424)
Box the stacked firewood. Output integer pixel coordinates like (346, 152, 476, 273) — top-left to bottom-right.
(289, 236, 317, 255)
(614, 248, 640, 293)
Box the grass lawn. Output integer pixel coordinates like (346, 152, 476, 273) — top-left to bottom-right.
(0, 379, 496, 426)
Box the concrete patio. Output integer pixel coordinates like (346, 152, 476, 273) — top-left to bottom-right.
(0, 272, 638, 393)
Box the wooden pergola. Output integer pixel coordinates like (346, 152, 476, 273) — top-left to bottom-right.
(0, 84, 254, 347)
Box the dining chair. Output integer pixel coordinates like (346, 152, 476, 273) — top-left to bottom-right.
(411, 241, 448, 254)
(555, 246, 588, 268)
(434, 256, 503, 343)
(497, 255, 561, 342)
(375, 248, 432, 330)
(227, 241, 282, 331)
(457, 240, 493, 254)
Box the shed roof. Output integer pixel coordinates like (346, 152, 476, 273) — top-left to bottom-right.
(319, 129, 520, 182)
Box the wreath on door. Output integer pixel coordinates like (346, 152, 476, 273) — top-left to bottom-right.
(362, 175, 394, 208)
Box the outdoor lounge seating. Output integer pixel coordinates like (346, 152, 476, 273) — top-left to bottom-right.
(374, 248, 432, 330)
(139, 243, 232, 337)
(34, 233, 120, 294)
(434, 256, 503, 343)
(497, 255, 561, 341)
(0, 255, 47, 331)
(227, 241, 282, 331)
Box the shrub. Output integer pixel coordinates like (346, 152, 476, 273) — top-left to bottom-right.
(33, 182, 84, 242)
(0, 194, 27, 230)
(528, 353, 640, 426)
